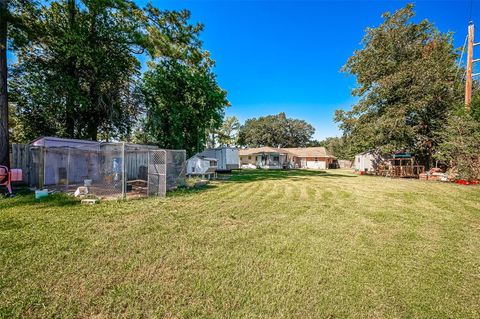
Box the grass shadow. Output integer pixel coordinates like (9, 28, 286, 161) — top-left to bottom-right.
(168, 184, 219, 198)
(0, 192, 80, 211)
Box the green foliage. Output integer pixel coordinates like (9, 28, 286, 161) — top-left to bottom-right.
(237, 112, 315, 148)
(206, 116, 240, 147)
(139, 59, 228, 156)
(9, 0, 217, 143)
(336, 4, 462, 166)
(312, 136, 351, 160)
(435, 108, 480, 181)
(1, 171, 480, 317)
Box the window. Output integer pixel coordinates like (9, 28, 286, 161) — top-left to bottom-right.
(273, 156, 279, 162)
(248, 156, 251, 160)
(192, 166, 195, 172)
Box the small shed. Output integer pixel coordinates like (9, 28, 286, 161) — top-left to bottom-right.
(354, 150, 388, 173)
(186, 155, 218, 179)
(196, 147, 239, 171)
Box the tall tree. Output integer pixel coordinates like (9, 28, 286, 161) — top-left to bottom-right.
(237, 113, 315, 148)
(0, 0, 36, 164)
(0, 0, 8, 166)
(335, 4, 462, 167)
(217, 116, 240, 147)
(140, 59, 228, 156)
(9, 0, 206, 142)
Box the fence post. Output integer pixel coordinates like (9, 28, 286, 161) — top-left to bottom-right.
(121, 142, 126, 199)
(40, 147, 46, 189)
(67, 147, 71, 191)
(147, 149, 150, 197)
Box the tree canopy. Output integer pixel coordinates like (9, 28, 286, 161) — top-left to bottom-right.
(237, 113, 315, 148)
(138, 59, 228, 156)
(335, 4, 462, 166)
(8, 0, 227, 147)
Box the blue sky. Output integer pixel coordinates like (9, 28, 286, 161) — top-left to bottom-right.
(138, 0, 476, 140)
(9, 0, 477, 140)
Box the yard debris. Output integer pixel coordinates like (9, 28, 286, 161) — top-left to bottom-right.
(81, 198, 99, 205)
(194, 180, 209, 188)
(74, 186, 89, 197)
(419, 167, 450, 182)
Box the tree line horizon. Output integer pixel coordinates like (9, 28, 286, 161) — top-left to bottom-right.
(1, 3, 479, 178)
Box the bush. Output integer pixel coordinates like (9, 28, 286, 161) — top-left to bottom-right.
(436, 112, 480, 181)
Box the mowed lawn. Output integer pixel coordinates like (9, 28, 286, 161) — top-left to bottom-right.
(1, 170, 479, 318)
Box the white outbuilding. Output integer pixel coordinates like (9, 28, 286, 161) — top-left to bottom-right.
(354, 150, 387, 173)
(196, 147, 239, 171)
(186, 155, 218, 179)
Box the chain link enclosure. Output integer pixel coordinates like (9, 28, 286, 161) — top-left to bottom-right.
(12, 141, 186, 199)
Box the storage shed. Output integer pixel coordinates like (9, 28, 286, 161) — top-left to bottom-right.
(354, 150, 388, 173)
(196, 147, 239, 171)
(186, 155, 218, 179)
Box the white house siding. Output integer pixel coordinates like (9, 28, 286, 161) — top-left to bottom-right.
(197, 148, 239, 170)
(306, 160, 326, 169)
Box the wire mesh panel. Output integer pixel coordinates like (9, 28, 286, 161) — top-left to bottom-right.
(148, 150, 167, 197)
(95, 143, 124, 198)
(125, 144, 151, 198)
(12, 140, 186, 199)
(166, 150, 186, 190)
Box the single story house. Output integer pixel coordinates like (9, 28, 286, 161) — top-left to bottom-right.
(238, 146, 336, 169)
(186, 155, 218, 179)
(284, 147, 336, 169)
(196, 147, 239, 171)
(238, 147, 290, 169)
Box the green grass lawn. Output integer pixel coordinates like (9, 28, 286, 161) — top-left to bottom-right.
(1, 169, 479, 318)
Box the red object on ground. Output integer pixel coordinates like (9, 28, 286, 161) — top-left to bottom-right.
(0, 165, 12, 194)
(455, 179, 479, 186)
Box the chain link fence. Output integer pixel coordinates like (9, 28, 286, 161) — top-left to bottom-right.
(12, 142, 186, 199)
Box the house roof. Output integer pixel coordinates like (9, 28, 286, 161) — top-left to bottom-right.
(284, 147, 335, 158)
(238, 147, 291, 156)
(30, 136, 100, 147)
(238, 146, 335, 158)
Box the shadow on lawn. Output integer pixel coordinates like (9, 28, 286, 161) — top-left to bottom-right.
(225, 169, 358, 183)
(168, 183, 219, 197)
(0, 190, 79, 211)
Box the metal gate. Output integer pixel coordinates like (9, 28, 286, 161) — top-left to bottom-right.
(148, 150, 167, 197)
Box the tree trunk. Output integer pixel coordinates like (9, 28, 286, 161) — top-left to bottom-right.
(0, 0, 9, 167)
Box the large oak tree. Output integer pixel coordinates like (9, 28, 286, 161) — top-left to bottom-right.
(335, 4, 462, 167)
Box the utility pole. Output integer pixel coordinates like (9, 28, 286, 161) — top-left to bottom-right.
(465, 22, 479, 111)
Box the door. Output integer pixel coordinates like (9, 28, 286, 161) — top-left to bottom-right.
(148, 150, 167, 197)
